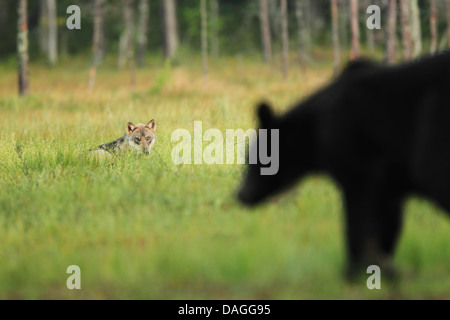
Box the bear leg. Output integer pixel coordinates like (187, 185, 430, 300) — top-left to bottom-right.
(343, 187, 404, 280)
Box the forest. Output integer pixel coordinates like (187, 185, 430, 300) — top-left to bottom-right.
(0, 0, 450, 300)
(5, 0, 450, 87)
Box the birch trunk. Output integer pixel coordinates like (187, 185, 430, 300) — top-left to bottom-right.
(163, 0, 178, 60)
(400, 0, 412, 61)
(89, 0, 104, 89)
(331, 0, 340, 75)
(386, 0, 397, 64)
(350, 0, 360, 60)
(18, 0, 29, 96)
(447, 0, 450, 47)
(280, 0, 289, 80)
(137, 0, 149, 67)
(410, 0, 422, 58)
(364, 0, 374, 53)
(46, 0, 57, 65)
(430, 0, 437, 54)
(259, 0, 272, 63)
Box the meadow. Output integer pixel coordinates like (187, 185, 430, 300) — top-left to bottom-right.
(0, 54, 449, 299)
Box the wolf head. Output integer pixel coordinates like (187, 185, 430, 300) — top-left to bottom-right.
(238, 102, 316, 206)
(125, 120, 156, 155)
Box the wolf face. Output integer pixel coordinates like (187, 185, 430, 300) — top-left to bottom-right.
(93, 119, 157, 156)
(125, 120, 156, 155)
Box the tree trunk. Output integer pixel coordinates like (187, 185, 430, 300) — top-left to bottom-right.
(46, 0, 57, 65)
(201, 0, 208, 82)
(126, 0, 136, 87)
(446, 0, 450, 47)
(163, 0, 178, 60)
(339, 0, 349, 51)
(89, 0, 104, 90)
(137, 0, 149, 67)
(331, 0, 340, 76)
(280, 0, 289, 80)
(18, 0, 29, 96)
(259, 0, 272, 63)
(430, 0, 437, 55)
(386, 0, 397, 64)
(350, 0, 360, 60)
(400, 0, 412, 61)
(410, 0, 422, 58)
(364, 0, 374, 53)
(210, 0, 219, 57)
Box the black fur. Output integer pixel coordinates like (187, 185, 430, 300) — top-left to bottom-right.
(238, 52, 450, 275)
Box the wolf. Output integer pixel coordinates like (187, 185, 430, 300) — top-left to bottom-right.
(90, 120, 156, 157)
(238, 52, 450, 277)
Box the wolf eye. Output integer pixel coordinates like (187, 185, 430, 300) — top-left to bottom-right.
(134, 137, 141, 144)
(146, 136, 151, 141)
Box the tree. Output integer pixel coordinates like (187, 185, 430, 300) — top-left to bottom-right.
(18, 0, 29, 96)
(447, 0, 450, 47)
(210, 0, 219, 57)
(46, 0, 57, 65)
(410, 0, 422, 58)
(259, 0, 272, 63)
(163, 0, 178, 60)
(280, 0, 289, 80)
(430, 0, 437, 54)
(89, 0, 104, 90)
(201, 0, 208, 82)
(386, 0, 397, 64)
(350, 0, 360, 60)
(137, 0, 149, 67)
(331, 0, 340, 76)
(400, 0, 412, 61)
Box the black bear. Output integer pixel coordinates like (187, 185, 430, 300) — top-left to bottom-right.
(238, 52, 450, 276)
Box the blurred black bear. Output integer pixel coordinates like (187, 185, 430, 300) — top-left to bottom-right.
(238, 52, 450, 277)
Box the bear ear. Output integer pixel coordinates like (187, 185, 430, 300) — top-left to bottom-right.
(126, 122, 137, 134)
(257, 102, 274, 128)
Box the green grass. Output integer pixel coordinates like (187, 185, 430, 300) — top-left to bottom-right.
(0, 54, 449, 299)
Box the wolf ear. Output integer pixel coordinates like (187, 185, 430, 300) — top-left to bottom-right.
(257, 102, 274, 128)
(126, 122, 137, 134)
(146, 119, 156, 131)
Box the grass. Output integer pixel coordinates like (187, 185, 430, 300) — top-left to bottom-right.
(0, 53, 449, 299)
